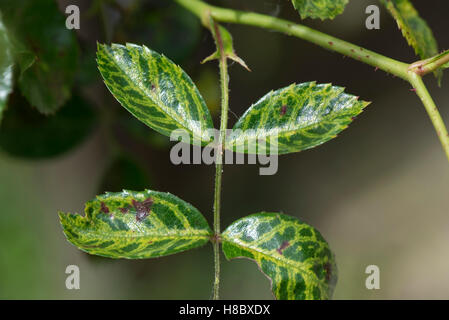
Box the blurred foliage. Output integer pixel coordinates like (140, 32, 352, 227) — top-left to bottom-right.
(0, 0, 79, 114)
(0, 0, 205, 186)
(99, 155, 151, 193)
(0, 92, 95, 158)
(116, 3, 201, 63)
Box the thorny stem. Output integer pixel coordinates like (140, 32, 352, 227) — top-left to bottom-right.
(175, 0, 449, 163)
(212, 21, 229, 300)
(176, 0, 410, 79)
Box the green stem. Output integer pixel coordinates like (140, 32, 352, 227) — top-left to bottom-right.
(175, 0, 410, 79)
(175, 0, 449, 163)
(212, 22, 230, 300)
(409, 73, 449, 161)
(409, 50, 449, 76)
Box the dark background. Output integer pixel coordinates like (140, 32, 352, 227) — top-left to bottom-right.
(0, 0, 448, 299)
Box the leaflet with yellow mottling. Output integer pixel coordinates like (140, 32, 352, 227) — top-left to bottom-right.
(97, 43, 214, 146)
(59, 190, 212, 259)
(222, 212, 337, 300)
(381, 0, 441, 82)
(291, 0, 349, 20)
(226, 82, 369, 155)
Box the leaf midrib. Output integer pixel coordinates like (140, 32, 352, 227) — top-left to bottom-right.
(226, 104, 361, 148)
(222, 236, 321, 283)
(72, 226, 212, 241)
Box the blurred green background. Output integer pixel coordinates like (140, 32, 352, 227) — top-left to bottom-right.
(0, 0, 448, 299)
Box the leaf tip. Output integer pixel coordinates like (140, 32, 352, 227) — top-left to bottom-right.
(361, 100, 372, 109)
(57, 211, 67, 222)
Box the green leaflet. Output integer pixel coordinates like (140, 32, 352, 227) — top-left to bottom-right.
(97, 43, 214, 146)
(0, 12, 13, 122)
(291, 0, 349, 20)
(0, 0, 79, 114)
(222, 213, 337, 300)
(225, 82, 369, 155)
(381, 0, 442, 83)
(381, 0, 438, 62)
(59, 190, 212, 259)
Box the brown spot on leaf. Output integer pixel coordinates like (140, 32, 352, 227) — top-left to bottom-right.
(100, 202, 109, 214)
(119, 207, 128, 214)
(324, 263, 332, 281)
(280, 105, 287, 116)
(276, 241, 290, 255)
(132, 198, 154, 222)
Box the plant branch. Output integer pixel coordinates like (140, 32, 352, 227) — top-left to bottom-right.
(212, 20, 230, 300)
(175, 0, 410, 80)
(176, 0, 449, 163)
(409, 73, 449, 161)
